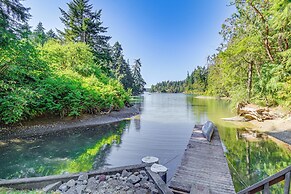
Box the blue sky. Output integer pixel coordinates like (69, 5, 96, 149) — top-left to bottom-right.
(23, 0, 235, 87)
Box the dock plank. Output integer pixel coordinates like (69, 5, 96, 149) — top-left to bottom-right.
(169, 126, 235, 194)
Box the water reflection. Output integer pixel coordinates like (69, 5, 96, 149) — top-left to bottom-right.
(0, 122, 127, 179)
(221, 126, 290, 192)
(186, 96, 291, 193)
(0, 93, 289, 194)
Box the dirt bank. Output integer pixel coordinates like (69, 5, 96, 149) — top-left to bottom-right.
(0, 106, 140, 140)
(225, 115, 291, 147)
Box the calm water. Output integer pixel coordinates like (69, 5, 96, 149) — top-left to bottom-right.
(0, 93, 290, 192)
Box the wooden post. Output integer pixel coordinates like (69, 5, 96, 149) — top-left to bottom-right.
(284, 172, 290, 194)
(263, 182, 270, 194)
(141, 156, 159, 165)
(150, 163, 168, 183)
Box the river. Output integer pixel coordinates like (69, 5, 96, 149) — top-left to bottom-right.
(0, 93, 290, 192)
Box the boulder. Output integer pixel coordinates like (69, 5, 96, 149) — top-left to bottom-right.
(127, 174, 140, 184)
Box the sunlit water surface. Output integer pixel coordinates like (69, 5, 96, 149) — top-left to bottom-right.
(0, 93, 290, 192)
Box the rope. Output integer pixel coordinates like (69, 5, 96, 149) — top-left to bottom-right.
(226, 157, 249, 188)
(162, 154, 180, 166)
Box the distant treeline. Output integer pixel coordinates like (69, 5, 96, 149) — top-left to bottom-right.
(151, 66, 208, 94)
(0, 0, 145, 124)
(152, 0, 291, 108)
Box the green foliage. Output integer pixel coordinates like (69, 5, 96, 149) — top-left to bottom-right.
(59, 0, 111, 60)
(0, 0, 143, 125)
(151, 66, 208, 94)
(110, 42, 134, 90)
(132, 59, 146, 95)
(32, 22, 47, 46)
(41, 40, 102, 77)
(205, 0, 291, 108)
(151, 80, 185, 93)
(0, 39, 129, 125)
(184, 66, 208, 94)
(0, 0, 30, 41)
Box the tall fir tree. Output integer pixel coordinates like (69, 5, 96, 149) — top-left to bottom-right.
(32, 22, 47, 46)
(111, 42, 133, 90)
(132, 59, 146, 95)
(59, 0, 111, 60)
(46, 29, 57, 40)
(0, 0, 30, 43)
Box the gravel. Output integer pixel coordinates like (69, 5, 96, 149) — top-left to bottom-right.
(53, 169, 158, 194)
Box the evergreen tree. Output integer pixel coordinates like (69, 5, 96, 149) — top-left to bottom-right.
(59, 0, 111, 60)
(32, 22, 47, 46)
(111, 42, 133, 90)
(46, 29, 57, 39)
(0, 0, 30, 43)
(132, 59, 146, 95)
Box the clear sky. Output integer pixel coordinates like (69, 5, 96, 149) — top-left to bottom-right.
(22, 0, 235, 87)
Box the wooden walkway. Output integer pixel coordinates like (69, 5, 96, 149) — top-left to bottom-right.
(169, 125, 235, 194)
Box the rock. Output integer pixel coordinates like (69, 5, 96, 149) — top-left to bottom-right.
(76, 185, 86, 194)
(88, 177, 96, 183)
(65, 187, 77, 194)
(42, 181, 62, 193)
(67, 179, 76, 187)
(82, 180, 87, 185)
(136, 188, 148, 194)
(78, 173, 88, 181)
(123, 185, 130, 191)
(106, 175, 110, 180)
(95, 175, 100, 180)
(116, 173, 121, 177)
(76, 180, 83, 185)
(86, 177, 97, 192)
(127, 175, 140, 184)
(150, 188, 159, 194)
(126, 190, 134, 194)
(134, 183, 140, 188)
(140, 181, 151, 189)
(122, 170, 129, 177)
(134, 171, 139, 176)
(59, 183, 69, 192)
(142, 175, 148, 181)
(139, 170, 147, 176)
(99, 174, 106, 182)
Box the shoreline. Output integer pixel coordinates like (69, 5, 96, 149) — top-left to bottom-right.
(0, 106, 140, 140)
(194, 95, 231, 100)
(224, 116, 291, 147)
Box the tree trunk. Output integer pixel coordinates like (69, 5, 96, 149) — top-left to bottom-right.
(284, 38, 289, 50)
(247, 62, 253, 102)
(249, 2, 274, 62)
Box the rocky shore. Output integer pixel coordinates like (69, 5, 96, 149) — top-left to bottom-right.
(50, 169, 158, 194)
(0, 106, 140, 140)
(223, 104, 291, 147)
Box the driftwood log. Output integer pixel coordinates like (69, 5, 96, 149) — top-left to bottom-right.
(237, 103, 275, 122)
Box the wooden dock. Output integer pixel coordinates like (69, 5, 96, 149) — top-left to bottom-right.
(169, 125, 235, 194)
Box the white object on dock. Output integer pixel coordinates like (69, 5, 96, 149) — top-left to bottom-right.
(141, 156, 159, 164)
(151, 163, 168, 183)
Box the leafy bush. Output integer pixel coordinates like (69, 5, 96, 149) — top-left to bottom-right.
(0, 40, 129, 124)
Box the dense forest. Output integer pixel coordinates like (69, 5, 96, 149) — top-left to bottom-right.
(0, 0, 146, 124)
(152, 0, 290, 108)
